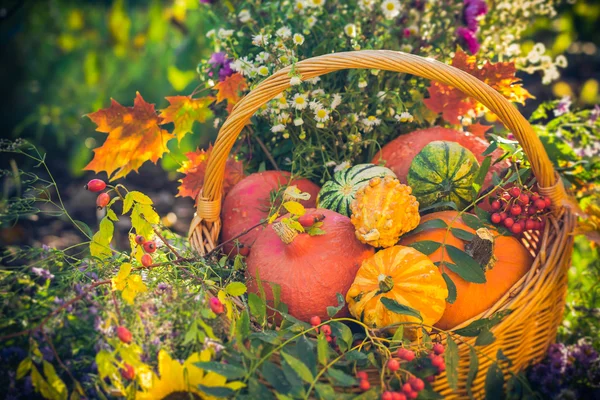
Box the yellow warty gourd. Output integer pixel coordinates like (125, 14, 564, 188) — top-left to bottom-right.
(350, 176, 420, 248)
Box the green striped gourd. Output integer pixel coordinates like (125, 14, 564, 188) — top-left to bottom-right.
(317, 164, 396, 216)
(407, 141, 479, 210)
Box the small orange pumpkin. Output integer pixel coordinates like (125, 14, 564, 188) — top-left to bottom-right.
(400, 211, 533, 330)
(346, 245, 447, 330)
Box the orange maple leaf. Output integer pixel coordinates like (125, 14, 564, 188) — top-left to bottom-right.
(85, 92, 173, 180)
(214, 73, 248, 107)
(424, 49, 534, 125)
(159, 96, 215, 143)
(467, 122, 492, 139)
(177, 145, 245, 200)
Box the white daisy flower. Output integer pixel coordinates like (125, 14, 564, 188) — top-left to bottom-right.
(271, 124, 286, 133)
(308, 0, 325, 7)
(231, 57, 252, 76)
(311, 89, 325, 96)
(206, 29, 216, 39)
(381, 0, 401, 20)
(358, 0, 375, 11)
(278, 112, 291, 124)
(527, 49, 541, 64)
(290, 76, 302, 86)
(533, 43, 546, 54)
(218, 29, 234, 39)
(291, 93, 308, 110)
(344, 24, 357, 38)
(295, 0, 307, 11)
(256, 65, 269, 76)
(256, 52, 270, 63)
(252, 34, 269, 46)
(334, 161, 351, 172)
(306, 76, 321, 84)
(306, 16, 318, 28)
(314, 107, 330, 122)
(238, 10, 251, 23)
(395, 111, 414, 123)
(309, 100, 323, 110)
(362, 115, 381, 126)
(331, 94, 342, 110)
(293, 117, 304, 126)
(293, 33, 305, 45)
(279, 55, 290, 64)
(276, 26, 292, 39)
(274, 94, 289, 109)
(555, 55, 568, 68)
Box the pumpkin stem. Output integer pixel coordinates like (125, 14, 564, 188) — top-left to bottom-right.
(465, 228, 496, 271)
(272, 221, 298, 244)
(377, 274, 394, 293)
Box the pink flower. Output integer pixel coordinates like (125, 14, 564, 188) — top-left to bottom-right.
(463, 0, 488, 32)
(403, 28, 411, 38)
(457, 27, 480, 54)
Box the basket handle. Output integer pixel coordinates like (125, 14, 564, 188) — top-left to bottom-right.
(189, 50, 566, 254)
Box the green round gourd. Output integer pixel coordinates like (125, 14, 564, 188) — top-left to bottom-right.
(407, 141, 480, 210)
(317, 164, 396, 216)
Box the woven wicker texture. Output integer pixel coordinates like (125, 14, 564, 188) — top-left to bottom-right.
(189, 50, 576, 397)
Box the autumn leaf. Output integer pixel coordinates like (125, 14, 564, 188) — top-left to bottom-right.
(467, 122, 493, 139)
(159, 96, 215, 143)
(177, 145, 245, 200)
(214, 73, 248, 107)
(85, 92, 173, 180)
(424, 49, 534, 125)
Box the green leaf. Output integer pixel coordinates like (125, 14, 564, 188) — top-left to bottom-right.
(233, 254, 244, 270)
(73, 220, 94, 238)
(106, 209, 118, 222)
(123, 191, 153, 214)
(237, 310, 250, 338)
(269, 282, 282, 311)
(453, 311, 512, 336)
(445, 335, 459, 390)
(482, 141, 498, 156)
(281, 351, 314, 383)
(248, 378, 274, 400)
(475, 328, 496, 346)
(474, 207, 491, 222)
(248, 293, 267, 324)
(472, 156, 492, 195)
(380, 297, 422, 321)
(225, 282, 247, 297)
(315, 383, 337, 400)
(466, 347, 479, 399)
(442, 273, 457, 304)
(197, 385, 235, 398)
(409, 218, 447, 235)
(250, 331, 280, 344)
(16, 357, 32, 379)
(485, 363, 505, 400)
(345, 350, 369, 362)
(43, 361, 68, 399)
(330, 321, 353, 352)
(194, 361, 246, 380)
(326, 293, 345, 318)
(451, 228, 475, 241)
(496, 349, 512, 367)
(327, 368, 357, 387)
(445, 245, 486, 283)
(391, 325, 404, 342)
(262, 361, 291, 394)
(317, 334, 329, 366)
(406, 240, 442, 255)
(297, 336, 317, 375)
(418, 201, 458, 213)
(95, 350, 115, 380)
(461, 213, 484, 230)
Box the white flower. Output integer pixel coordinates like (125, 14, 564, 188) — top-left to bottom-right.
(279, 55, 290, 64)
(542, 65, 560, 84)
(295, 0, 307, 11)
(533, 43, 546, 54)
(401, 44, 413, 53)
(231, 57, 253, 76)
(252, 34, 269, 46)
(395, 111, 414, 123)
(407, 25, 419, 36)
(293, 33, 305, 45)
(306, 76, 321, 84)
(238, 10, 251, 23)
(358, 0, 375, 11)
(271, 124, 286, 133)
(334, 161, 351, 172)
(309, 100, 323, 110)
(293, 117, 304, 126)
(325, 161, 336, 167)
(362, 115, 381, 126)
(276, 26, 292, 39)
(344, 23, 357, 38)
(376, 91, 386, 101)
(206, 29, 216, 39)
(291, 93, 308, 110)
(306, 16, 318, 28)
(256, 65, 269, 76)
(540, 55, 553, 68)
(358, 79, 367, 88)
(308, 0, 326, 7)
(527, 49, 541, 64)
(218, 29, 234, 39)
(381, 0, 401, 20)
(256, 52, 270, 63)
(278, 112, 291, 124)
(274, 93, 289, 109)
(331, 94, 342, 110)
(311, 89, 325, 96)
(290, 76, 302, 86)
(555, 55, 568, 68)
(314, 107, 330, 122)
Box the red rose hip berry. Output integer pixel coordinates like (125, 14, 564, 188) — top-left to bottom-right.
(141, 254, 153, 267)
(135, 235, 145, 245)
(85, 179, 106, 192)
(143, 241, 156, 253)
(310, 316, 321, 327)
(321, 324, 332, 336)
(120, 363, 135, 380)
(432, 343, 445, 355)
(356, 371, 368, 380)
(410, 377, 425, 391)
(387, 358, 400, 372)
(359, 379, 370, 391)
(117, 326, 132, 344)
(96, 193, 110, 210)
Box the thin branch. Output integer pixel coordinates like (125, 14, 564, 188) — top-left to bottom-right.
(254, 134, 280, 171)
(205, 220, 266, 257)
(42, 330, 85, 396)
(153, 227, 183, 259)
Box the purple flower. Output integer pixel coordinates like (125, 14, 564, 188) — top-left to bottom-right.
(457, 27, 480, 54)
(589, 104, 599, 124)
(463, 0, 488, 32)
(207, 51, 234, 81)
(554, 96, 572, 117)
(209, 51, 227, 66)
(32, 267, 54, 281)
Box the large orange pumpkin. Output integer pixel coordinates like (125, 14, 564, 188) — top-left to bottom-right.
(399, 211, 533, 330)
(246, 209, 374, 322)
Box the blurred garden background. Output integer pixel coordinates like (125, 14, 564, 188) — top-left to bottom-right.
(0, 0, 599, 398)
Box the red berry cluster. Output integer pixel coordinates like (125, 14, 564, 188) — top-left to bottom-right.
(489, 186, 551, 235)
(310, 316, 336, 344)
(356, 371, 371, 391)
(134, 235, 156, 266)
(86, 179, 111, 210)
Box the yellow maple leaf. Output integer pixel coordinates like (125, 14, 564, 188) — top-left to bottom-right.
(85, 92, 173, 180)
(112, 262, 147, 304)
(159, 96, 215, 143)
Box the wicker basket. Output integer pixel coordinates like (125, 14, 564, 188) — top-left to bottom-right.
(188, 50, 577, 398)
